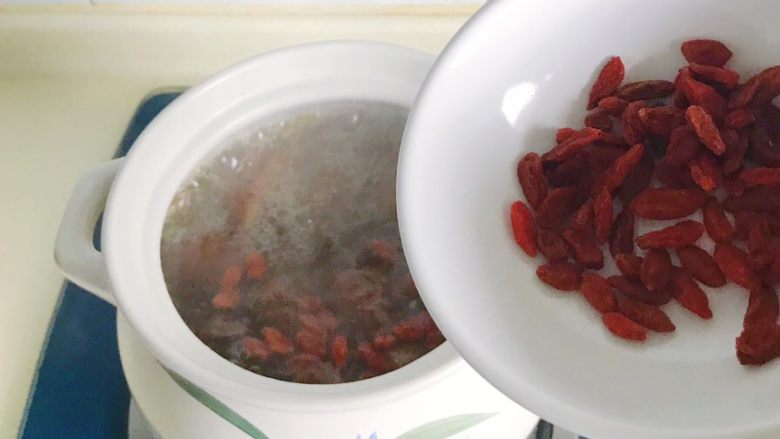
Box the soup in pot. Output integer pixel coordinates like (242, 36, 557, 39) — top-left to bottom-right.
(160, 101, 444, 384)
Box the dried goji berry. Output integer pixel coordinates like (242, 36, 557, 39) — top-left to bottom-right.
(212, 288, 240, 309)
(571, 199, 594, 232)
(722, 128, 749, 175)
(618, 149, 654, 204)
(546, 152, 589, 187)
(615, 253, 643, 279)
(721, 129, 739, 151)
(562, 228, 604, 269)
(580, 272, 617, 314)
(714, 242, 762, 289)
(686, 105, 727, 155)
(589, 172, 609, 199)
(668, 268, 712, 319)
(212, 265, 242, 309)
(663, 126, 702, 166)
(357, 342, 389, 373)
(638, 106, 686, 138)
(243, 336, 270, 360)
(372, 333, 397, 351)
(654, 161, 698, 189)
(361, 239, 397, 268)
(425, 326, 446, 349)
(608, 275, 671, 306)
(510, 200, 538, 257)
(746, 219, 772, 254)
(736, 285, 780, 364)
(586, 146, 625, 175)
(616, 294, 675, 332)
(636, 220, 704, 249)
(262, 327, 294, 354)
(621, 101, 646, 145)
(629, 188, 708, 219)
(416, 311, 437, 333)
(734, 212, 771, 240)
(330, 335, 348, 368)
(742, 285, 780, 326)
(723, 186, 780, 213)
(673, 89, 690, 109)
(315, 309, 338, 333)
(588, 56, 625, 109)
(604, 143, 645, 193)
(609, 209, 635, 257)
(679, 68, 727, 120)
(536, 187, 581, 229)
(689, 151, 722, 192)
(729, 75, 763, 110)
(688, 63, 740, 89)
(598, 96, 629, 116)
(602, 312, 647, 341)
(676, 245, 726, 287)
(594, 188, 613, 245)
(542, 127, 603, 163)
(735, 319, 780, 366)
(536, 228, 571, 262)
(723, 172, 747, 196)
(749, 119, 780, 168)
(741, 167, 780, 188)
(296, 329, 327, 357)
(763, 104, 780, 134)
(536, 262, 583, 291)
(517, 153, 549, 209)
(681, 39, 733, 66)
(640, 249, 672, 291)
(746, 229, 775, 273)
(220, 265, 242, 291)
(245, 252, 267, 281)
(394, 314, 429, 342)
(555, 127, 577, 144)
(584, 110, 613, 131)
(767, 257, 780, 285)
(724, 108, 756, 129)
(615, 80, 675, 101)
(597, 132, 628, 146)
(748, 67, 780, 110)
(702, 196, 735, 243)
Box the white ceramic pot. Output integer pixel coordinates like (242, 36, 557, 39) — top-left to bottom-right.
(54, 42, 536, 438)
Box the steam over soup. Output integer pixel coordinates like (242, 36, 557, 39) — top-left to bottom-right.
(161, 102, 444, 384)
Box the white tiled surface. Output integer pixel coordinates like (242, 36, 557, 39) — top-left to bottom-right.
(0, 6, 475, 437)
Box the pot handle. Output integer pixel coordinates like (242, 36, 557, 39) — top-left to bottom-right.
(54, 158, 125, 305)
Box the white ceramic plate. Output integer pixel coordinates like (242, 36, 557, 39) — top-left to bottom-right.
(398, 0, 780, 438)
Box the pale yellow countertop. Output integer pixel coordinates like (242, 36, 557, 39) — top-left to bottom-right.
(0, 6, 474, 436)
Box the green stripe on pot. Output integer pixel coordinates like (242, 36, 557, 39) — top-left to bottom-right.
(165, 368, 269, 439)
(164, 365, 495, 439)
(397, 412, 497, 439)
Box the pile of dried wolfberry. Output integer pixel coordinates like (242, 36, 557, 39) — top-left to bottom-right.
(511, 39, 780, 365)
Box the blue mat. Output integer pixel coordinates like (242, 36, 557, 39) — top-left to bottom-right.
(19, 92, 181, 439)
